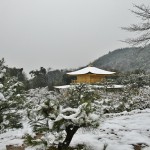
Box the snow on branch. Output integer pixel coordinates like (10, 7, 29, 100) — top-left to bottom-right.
(131, 4, 150, 20)
(122, 4, 150, 46)
(55, 103, 88, 122)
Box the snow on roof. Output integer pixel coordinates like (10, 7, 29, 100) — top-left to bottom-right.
(67, 66, 115, 75)
(54, 84, 124, 89)
(54, 85, 71, 89)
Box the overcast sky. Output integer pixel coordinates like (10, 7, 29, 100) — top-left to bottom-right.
(0, 0, 149, 75)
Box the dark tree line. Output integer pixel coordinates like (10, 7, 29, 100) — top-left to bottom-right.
(29, 67, 76, 90)
(0, 58, 76, 91)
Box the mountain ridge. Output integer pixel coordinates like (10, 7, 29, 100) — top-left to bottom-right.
(92, 45, 150, 72)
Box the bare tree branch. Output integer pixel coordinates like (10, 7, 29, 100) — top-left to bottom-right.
(122, 22, 150, 32)
(122, 4, 150, 46)
(131, 4, 150, 20)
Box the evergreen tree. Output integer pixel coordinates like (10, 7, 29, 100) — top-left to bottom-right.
(26, 84, 101, 149)
(29, 67, 47, 88)
(0, 58, 26, 132)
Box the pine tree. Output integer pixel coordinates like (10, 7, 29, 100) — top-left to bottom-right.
(26, 84, 101, 149)
(0, 58, 26, 132)
(29, 67, 47, 88)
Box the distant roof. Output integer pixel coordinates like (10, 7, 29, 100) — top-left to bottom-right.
(54, 84, 124, 89)
(67, 66, 115, 75)
(54, 85, 72, 89)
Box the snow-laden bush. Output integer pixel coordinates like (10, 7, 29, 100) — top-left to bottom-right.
(96, 85, 150, 113)
(25, 84, 101, 150)
(0, 58, 26, 133)
(0, 77, 26, 132)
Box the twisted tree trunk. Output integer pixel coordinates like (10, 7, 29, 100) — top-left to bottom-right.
(58, 125, 79, 150)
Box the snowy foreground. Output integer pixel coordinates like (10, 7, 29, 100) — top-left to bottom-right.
(1, 109, 150, 150)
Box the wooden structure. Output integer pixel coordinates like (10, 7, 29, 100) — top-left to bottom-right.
(67, 66, 115, 84)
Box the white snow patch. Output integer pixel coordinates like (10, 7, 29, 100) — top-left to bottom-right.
(0, 84, 3, 88)
(0, 109, 150, 150)
(71, 109, 150, 150)
(0, 92, 5, 100)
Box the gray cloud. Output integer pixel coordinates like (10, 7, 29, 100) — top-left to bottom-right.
(0, 0, 149, 74)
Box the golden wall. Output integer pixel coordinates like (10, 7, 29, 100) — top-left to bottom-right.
(73, 74, 106, 84)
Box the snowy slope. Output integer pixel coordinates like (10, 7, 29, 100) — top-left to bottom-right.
(93, 46, 150, 72)
(72, 109, 150, 150)
(0, 109, 150, 150)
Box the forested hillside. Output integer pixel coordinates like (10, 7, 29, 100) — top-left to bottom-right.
(93, 45, 150, 72)
(0, 55, 150, 150)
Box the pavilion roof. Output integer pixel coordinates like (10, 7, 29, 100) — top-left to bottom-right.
(67, 66, 115, 75)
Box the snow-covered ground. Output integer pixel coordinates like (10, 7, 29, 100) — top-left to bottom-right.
(1, 109, 150, 150)
(72, 109, 150, 150)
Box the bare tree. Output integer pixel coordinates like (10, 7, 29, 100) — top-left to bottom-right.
(122, 4, 150, 46)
